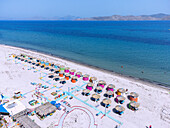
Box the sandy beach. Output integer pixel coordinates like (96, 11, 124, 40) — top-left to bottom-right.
(0, 44, 170, 128)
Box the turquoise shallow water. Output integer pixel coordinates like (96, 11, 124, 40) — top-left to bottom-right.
(0, 21, 170, 86)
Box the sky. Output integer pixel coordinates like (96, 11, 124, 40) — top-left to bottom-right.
(0, 0, 170, 19)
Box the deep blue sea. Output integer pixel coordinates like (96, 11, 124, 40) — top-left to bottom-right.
(0, 21, 170, 86)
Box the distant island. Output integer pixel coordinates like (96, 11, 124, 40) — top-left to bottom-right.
(1, 13, 170, 21)
(75, 13, 170, 21)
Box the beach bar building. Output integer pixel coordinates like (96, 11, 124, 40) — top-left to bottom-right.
(70, 69, 76, 75)
(83, 74, 90, 81)
(89, 77, 97, 83)
(76, 72, 82, 78)
(86, 83, 94, 91)
(53, 76, 60, 81)
(35, 102, 56, 119)
(82, 89, 90, 96)
(95, 86, 103, 94)
(115, 105, 125, 115)
(91, 94, 100, 102)
(71, 76, 78, 83)
(105, 91, 114, 98)
(129, 101, 140, 111)
(129, 92, 139, 102)
(65, 74, 71, 80)
(116, 88, 126, 96)
(98, 80, 106, 88)
(106, 84, 115, 92)
(115, 95, 126, 104)
(64, 67, 70, 73)
(101, 98, 111, 108)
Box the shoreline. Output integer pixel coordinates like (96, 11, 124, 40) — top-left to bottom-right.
(1, 44, 170, 91)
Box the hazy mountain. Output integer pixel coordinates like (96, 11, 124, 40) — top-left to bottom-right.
(76, 13, 170, 21)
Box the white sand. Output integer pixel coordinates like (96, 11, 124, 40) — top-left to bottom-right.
(0, 44, 170, 128)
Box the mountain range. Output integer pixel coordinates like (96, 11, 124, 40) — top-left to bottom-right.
(75, 13, 170, 21)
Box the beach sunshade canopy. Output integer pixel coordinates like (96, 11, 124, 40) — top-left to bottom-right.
(107, 84, 115, 89)
(96, 86, 103, 91)
(76, 72, 82, 75)
(130, 101, 140, 108)
(115, 105, 125, 112)
(83, 74, 89, 77)
(83, 89, 90, 94)
(130, 92, 139, 98)
(102, 98, 111, 105)
(87, 82, 94, 87)
(72, 76, 77, 79)
(106, 91, 114, 96)
(90, 77, 97, 81)
(118, 88, 126, 93)
(98, 80, 106, 85)
(116, 95, 126, 101)
(92, 94, 100, 99)
(70, 69, 76, 72)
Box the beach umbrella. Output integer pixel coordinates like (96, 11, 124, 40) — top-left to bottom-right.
(107, 84, 115, 89)
(89, 77, 97, 83)
(76, 72, 82, 78)
(92, 94, 100, 102)
(60, 65, 65, 71)
(65, 74, 71, 80)
(70, 69, 76, 75)
(60, 78, 66, 84)
(95, 86, 103, 94)
(116, 95, 126, 102)
(44, 65, 50, 70)
(53, 76, 60, 81)
(130, 92, 139, 98)
(83, 74, 90, 81)
(102, 98, 111, 107)
(115, 105, 125, 112)
(49, 67, 55, 72)
(54, 64, 60, 69)
(54, 68, 60, 74)
(71, 76, 78, 83)
(130, 101, 140, 108)
(82, 89, 90, 96)
(129, 92, 139, 102)
(98, 80, 106, 85)
(64, 67, 70, 73)
(86, 83, 94, 91)
(105, 91, 114, 98)
(48, 73, 55, 78)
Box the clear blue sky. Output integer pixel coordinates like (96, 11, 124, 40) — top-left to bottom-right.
(0, 0, 170, 19)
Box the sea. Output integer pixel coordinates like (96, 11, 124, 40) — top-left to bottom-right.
(0, 21, 170, 86)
